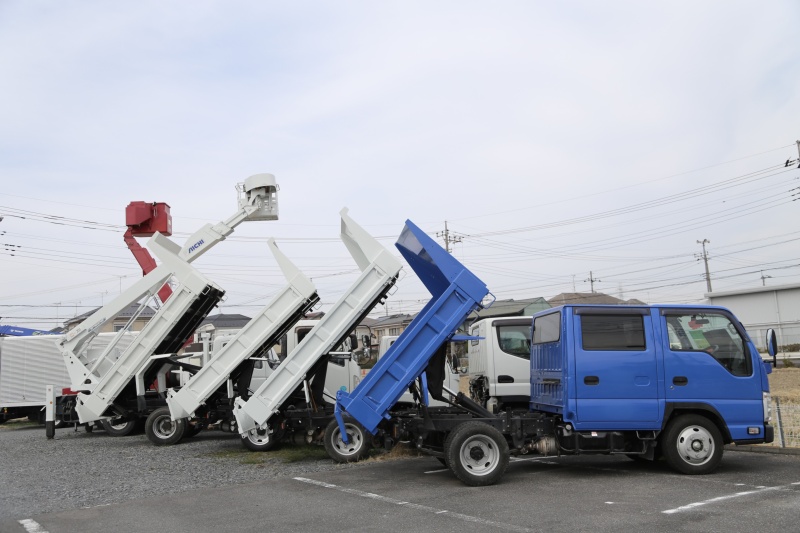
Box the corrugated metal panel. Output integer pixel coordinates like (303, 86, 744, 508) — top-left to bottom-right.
(0, 333, 136, 406)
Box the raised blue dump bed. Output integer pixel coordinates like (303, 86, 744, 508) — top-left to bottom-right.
(335, 220, 490, 435)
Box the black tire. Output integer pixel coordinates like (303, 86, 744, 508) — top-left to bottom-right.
(324, 418, 371, 463)
(661, 414, 723, 475)
(445, 422, 509, 487)
(83, 423, 94, 433)
(241, 425, 281, 452)
(101, 418, 140, 437)
(145, 407, 186, 446)
(183, 423, 203, 438)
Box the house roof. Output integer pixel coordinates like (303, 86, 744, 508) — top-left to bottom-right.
(547, 292, 645, 306)
(470, 297, 551, 319)
(63, 303, 157, 327)
(199, 313, 252, 329)
(370, 314, 414, 328)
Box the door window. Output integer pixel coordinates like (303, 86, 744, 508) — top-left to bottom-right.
(664, 312, 751, 376)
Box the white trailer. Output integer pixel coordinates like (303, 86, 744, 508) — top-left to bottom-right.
(0, 333, 136, 424)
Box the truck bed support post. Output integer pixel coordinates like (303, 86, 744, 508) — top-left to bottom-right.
(45, 385, 55, 439)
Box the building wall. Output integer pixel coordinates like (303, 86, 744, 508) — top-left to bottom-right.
(707, 285, 800, 349)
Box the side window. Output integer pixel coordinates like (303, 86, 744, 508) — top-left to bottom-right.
(665, 312, 751, 376)
(533, 312, 560, 344)
(496, 324, 532, 360)
(581, 315, 645, 351)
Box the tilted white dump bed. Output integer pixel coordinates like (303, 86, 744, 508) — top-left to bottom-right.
(234, 208, 402, 434)
(166, 239, 318, 419)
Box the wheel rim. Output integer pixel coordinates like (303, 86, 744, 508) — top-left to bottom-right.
(458, 434, 500, 476)
(675, 425, 715, 466)
(331, 423, 364, 457)
(152, 415, 177, 440)
(109, 420, 130, 431)
(245, 428, 271, 446)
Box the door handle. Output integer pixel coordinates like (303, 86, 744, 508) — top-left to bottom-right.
(673, 376, 688, 386)
(584, 376, 600, 386)
(497, 375, 514, 383)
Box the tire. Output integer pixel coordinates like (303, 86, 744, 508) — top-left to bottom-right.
(241, 425, 281, 452)
(101, 418, 140, 437)
(183, 423, 203, 438)
(145, 407, 186, 446)
(661, 414, 723, 475)
(445, 422, 509, 487)
(83, 423, 94, 433)
(324, 418, 371, 463)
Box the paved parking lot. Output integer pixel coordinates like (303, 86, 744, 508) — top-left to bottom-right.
(5, 446, 800, 533)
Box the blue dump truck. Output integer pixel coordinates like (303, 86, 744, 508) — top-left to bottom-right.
(332, 218, 776, 486)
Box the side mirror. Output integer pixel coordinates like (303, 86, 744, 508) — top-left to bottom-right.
(766, 329, 778, 368)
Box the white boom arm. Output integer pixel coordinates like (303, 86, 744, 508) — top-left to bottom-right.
(165, 239, 317, 419)
(234, 208, 402, 435)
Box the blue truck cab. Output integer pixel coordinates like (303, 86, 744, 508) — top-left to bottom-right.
(530, 304, 774, 474)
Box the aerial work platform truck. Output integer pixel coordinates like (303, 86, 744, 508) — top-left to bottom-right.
(233, 208, 403, 453)
(57, 175, 280, 429)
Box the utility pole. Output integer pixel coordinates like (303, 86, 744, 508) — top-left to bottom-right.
(696, 239, 712, 293)
(760, 270, 772, 286)
(585, 271, 600, 293)
(436, 221, 462, 253)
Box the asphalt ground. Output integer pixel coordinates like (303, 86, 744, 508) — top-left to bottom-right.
(3, 445, 799, 533)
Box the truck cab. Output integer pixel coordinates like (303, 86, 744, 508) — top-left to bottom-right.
(530, 304, 773, 467)
(467, 317, 532, 412)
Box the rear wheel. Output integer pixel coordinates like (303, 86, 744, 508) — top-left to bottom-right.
(445, 422, 509, 486)
(145, 407, 186, 446)
(324, 418, 371, 463)
(661, 414, 723, 475)
(101, 418, 140, 437)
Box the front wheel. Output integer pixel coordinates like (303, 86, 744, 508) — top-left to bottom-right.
(661, 414, 723, 474)
(242, 425, 281, 452)
(324, 418, 371, 463)
(145, 407, 186, 446)
(445, 422, 509, 486)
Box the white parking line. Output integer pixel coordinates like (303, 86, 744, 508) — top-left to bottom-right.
(18, 519, 49, 533)
(294, 477, 533, 533)
(662, 485, 790, 514)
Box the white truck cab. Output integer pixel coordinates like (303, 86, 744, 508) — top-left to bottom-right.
(467, 316, 532, 412)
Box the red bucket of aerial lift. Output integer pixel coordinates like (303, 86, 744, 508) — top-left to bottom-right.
(125, 201, 172, 237)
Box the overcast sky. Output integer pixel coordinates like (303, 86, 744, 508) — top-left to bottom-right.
(1, 1, 798, 330)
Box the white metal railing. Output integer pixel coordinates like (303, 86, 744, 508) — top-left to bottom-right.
(770, 400, 800, 448)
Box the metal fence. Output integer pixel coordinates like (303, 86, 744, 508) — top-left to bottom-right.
(770, 400, 800, 448)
